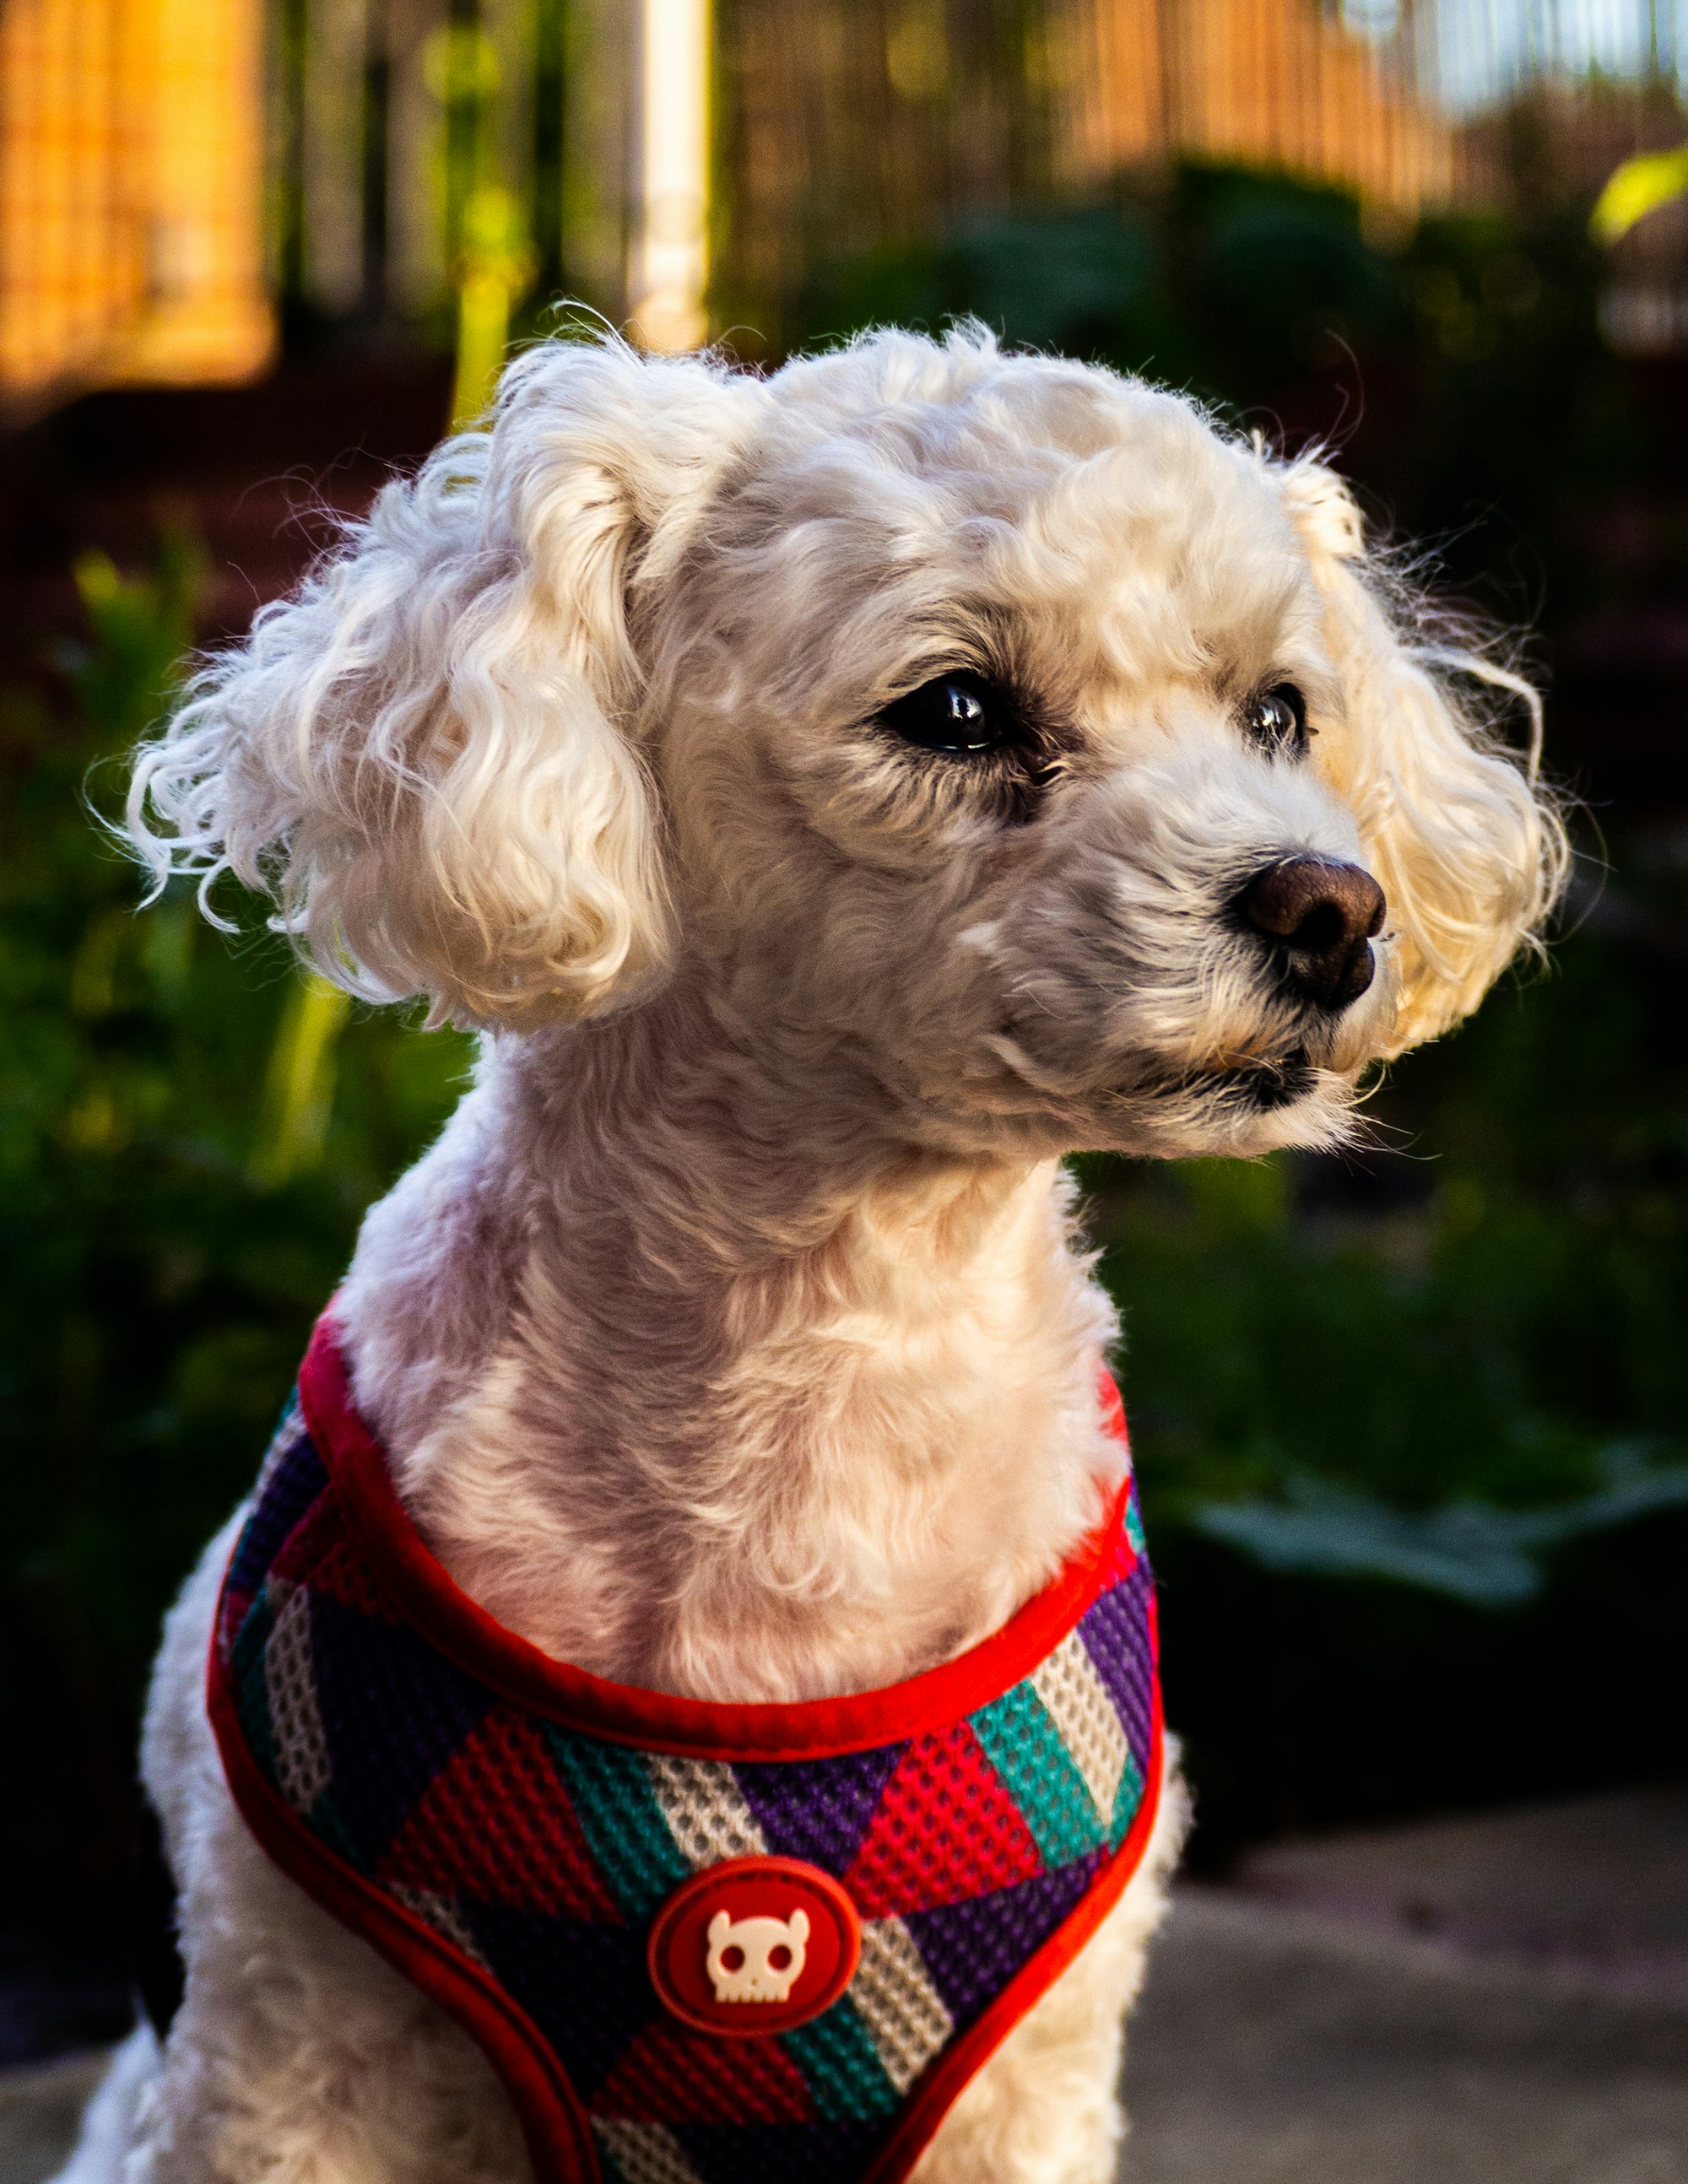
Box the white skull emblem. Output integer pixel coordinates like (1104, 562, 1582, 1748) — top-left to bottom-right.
(705, 1907, 810, 2003)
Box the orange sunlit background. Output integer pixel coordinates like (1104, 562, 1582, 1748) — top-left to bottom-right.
(3, 1, 1688, 2148)
(5, 2, 1688, 414)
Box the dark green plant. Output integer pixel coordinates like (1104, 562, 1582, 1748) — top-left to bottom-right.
(0, 547, 470, 1917)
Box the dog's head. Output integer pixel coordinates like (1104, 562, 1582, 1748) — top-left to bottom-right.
(130, 328, 1565, 1162)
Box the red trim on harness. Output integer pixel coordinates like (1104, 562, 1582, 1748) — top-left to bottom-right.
(297, 1316, 1135, 1761)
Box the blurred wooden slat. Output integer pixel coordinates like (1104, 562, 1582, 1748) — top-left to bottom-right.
(3, 0, 1678, 411)
(1057, 0, 1461, 212)
(0, 0, 273, 416)
(711, 0, 1463, 343)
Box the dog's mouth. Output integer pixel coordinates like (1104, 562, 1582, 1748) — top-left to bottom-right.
(1172, 1046, 1317, 1111)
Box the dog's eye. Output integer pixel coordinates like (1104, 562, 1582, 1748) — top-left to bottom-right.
(1245, 683, 1311, 757)
(878, 672, 1014, 754)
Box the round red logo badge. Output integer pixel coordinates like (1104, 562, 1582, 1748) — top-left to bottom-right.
(646, 1857, 863, 2036)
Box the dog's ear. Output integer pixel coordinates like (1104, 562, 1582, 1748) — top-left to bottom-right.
(127, 337, 765, 1029)
(1275, 457, 1568, 1056)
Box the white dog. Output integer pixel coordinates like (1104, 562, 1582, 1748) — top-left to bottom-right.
(61, 326, 1562, 2184)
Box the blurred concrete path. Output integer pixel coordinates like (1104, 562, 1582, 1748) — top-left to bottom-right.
(0, 2052, 106, 2184)
(5, 1793, 1686, 2184)
(1124, 1892, 1688, 2183)
(1225, 1788, 1688, 2003)
(1122, 1791, 1688, 2183)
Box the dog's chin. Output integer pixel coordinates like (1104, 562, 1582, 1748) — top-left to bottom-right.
(955, 1006, 1378, 1161)
(1188, 1045, 1317, 1112)
(1069, 1041, 1361, 1160)
(1193, 1051, 1355, 1147)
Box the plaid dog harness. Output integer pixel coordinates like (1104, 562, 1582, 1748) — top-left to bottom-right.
(209, 1316, 1163, 2184)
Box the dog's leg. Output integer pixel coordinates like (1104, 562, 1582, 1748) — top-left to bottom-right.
(52, 2025, 161, 2184)
(911, 1765, 1188, 2184)
(62, 1519, 530, 2184)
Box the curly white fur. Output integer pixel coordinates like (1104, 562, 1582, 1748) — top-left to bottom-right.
(71, 325, 1564, 2184)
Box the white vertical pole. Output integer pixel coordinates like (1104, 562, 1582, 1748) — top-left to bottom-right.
(628, 0, 709, 351)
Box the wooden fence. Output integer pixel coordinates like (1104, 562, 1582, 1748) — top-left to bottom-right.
(3, 0, 1685, 412)
(0, 0, 273, 417)
(1062, 0, 1459, 211)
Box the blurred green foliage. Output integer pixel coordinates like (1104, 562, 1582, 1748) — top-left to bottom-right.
(0, 549, 471, 1904)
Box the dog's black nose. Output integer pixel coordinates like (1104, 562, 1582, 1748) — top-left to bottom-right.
(1240, 856, 1386, 1012)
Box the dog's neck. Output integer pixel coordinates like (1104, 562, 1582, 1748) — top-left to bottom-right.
(336, 997, 1123, 1703)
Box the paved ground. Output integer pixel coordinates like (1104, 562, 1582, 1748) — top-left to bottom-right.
(1122, 1791, 1688, 2184)
(0, 2053, 107, 2184)
(7, 1793, 1686, 2184)
(1226, 1787, 1688, 2005)
(1124, 1893, 1688, 2183)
